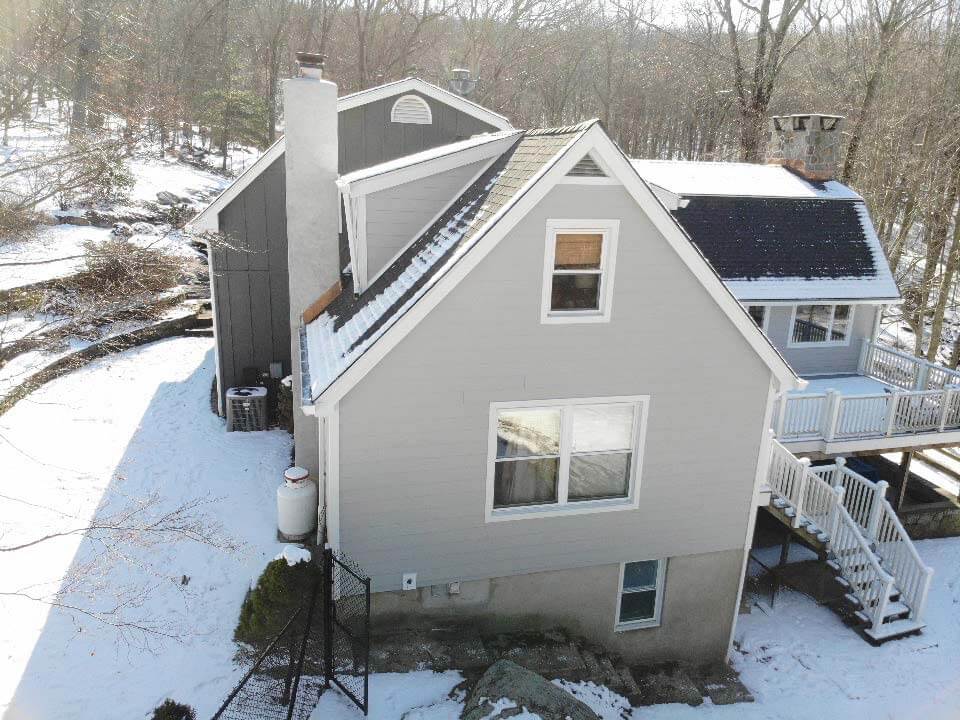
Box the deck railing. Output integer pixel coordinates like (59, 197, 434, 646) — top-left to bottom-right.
(775, 341, 960, 443)
(765, 439, 933, 630)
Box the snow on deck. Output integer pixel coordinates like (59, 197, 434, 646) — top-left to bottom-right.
(631, 159, 862, 199)
(0, 337, 291, 719)
(791, 374, 894, 396)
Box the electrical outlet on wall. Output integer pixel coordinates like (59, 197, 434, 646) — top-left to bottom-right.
(402, 572, 417, 591)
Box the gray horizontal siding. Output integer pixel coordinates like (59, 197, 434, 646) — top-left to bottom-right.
(365, 159, 490, 281)
(764, 303, 877, 376)
(337, 183, 773, 592)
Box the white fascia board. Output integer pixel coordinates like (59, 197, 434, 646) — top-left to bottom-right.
(310, 121, 799, 411)
(337, 78, 514, 130)
(337, 131, 521, 196)
(187, 137, 286, 232)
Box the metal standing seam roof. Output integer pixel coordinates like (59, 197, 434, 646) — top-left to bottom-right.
(304, 121, 596, 400)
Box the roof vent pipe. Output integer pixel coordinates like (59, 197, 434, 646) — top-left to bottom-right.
(448, 68, 477, 97)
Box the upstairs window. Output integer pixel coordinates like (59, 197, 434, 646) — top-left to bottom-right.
(541, 219, 619, 324)
(746, 305, 768, 331)
(487, 396, 648, 521)
(789, 304, 853, 346)
(390, 94, 432, 124)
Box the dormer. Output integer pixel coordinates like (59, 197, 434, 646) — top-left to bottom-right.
(337, 130, 522, 293)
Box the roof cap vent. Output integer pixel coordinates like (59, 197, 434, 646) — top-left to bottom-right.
(295, 51, 325, 80)
(448, 68, 477, 97)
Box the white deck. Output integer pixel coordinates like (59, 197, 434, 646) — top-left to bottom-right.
(793, 375, 894, 397)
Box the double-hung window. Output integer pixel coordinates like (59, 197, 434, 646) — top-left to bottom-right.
(789, 304, 853, 346)
(616, 559, 666, 630)
(541, 219, 619, 323)
(487, 396, 648, 520)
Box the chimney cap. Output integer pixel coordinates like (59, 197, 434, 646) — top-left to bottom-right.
(770, 113, 844, 132)
(296, 51, 326, 70)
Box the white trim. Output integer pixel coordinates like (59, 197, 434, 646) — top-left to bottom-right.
(614, 558, 667, 631)
(338, 132, 520, 195)
(310, 123, 800, 411)
(206, 239, 224, 415)
(337, 78, 513, 130)
(738, 298, 895, 306)
(390, 94, 433, 124)
(483, 395, 649, 523)
(787, 303, 855, 348)
(324, 403, 341, 552)
(342, 193, 368, 292)
(365, 156, 499, 289)
(540, 219, 619, 325)
(188, 138, 286, 232)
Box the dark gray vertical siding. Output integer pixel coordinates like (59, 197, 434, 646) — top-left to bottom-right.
(212, 92, 500, 406)
(212, 155, 290, 403)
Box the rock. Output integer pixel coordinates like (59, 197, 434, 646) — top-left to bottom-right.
(131, 221, 159, 235)
(631, 664, 703, 707)
(84, 209, 119, 228)
(462, 660, 599, 720)
(111, 222, 133, 237)
(156, 190, 185, 206)
(59, 215, 90, 226)
(690, 663, 753, 706)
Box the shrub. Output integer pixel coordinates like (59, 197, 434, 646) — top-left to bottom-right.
(234, 557, 315, 646)
(150, 699, 196, 720)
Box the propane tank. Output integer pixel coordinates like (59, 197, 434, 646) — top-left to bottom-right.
(277, 466, 318, 541)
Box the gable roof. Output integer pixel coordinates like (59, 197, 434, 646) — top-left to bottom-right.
(303, 122, 801, 409)
(188, 78, 513, 232)
(631, 160, 900, 303)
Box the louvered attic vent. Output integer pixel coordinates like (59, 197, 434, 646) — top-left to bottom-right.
(390, 94, 433, 125)
(567, 154, 607, 177)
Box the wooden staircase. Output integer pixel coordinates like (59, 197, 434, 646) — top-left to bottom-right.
(765, 438, 934, 644)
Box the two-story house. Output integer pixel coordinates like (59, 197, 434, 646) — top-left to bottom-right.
(191, 55, 944, 660)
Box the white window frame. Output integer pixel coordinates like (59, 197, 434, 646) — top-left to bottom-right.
(484, 395, 649, 523)
(745, 304, 770, 333)
(787, 303, 855, 348)
(614, 559, 667, 631)
(541, 219, 619, 324)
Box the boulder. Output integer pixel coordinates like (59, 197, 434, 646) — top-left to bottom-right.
(156, 191, 184, 206)
(131, 221, 160, 236)
(462, 660, 598, 720)
(111, 222, 133, 237)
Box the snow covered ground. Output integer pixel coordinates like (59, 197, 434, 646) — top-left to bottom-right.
(0, 337, 292, 719)
(1, 338, 960, 719)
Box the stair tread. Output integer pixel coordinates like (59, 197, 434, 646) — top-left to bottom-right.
(883, 600, 911, 618)
(864, 618, 926, 642)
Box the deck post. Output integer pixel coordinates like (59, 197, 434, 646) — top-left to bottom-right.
(823, 390, 842, 441)
(828, 485, 844, 547)
(775, 394, 789, 437)
(940, 387, 956, 431)
(916, 361, 930, 391)
(833, 455, 846, 488)
(885, 392, 902, 436)
(866, 480, 889, 542)
(794, 457, 811, 528)
(858, 338, 871, 376)
(896, 451, 913, 510)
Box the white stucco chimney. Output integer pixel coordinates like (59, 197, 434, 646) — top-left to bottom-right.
(284, 52, 339, 478)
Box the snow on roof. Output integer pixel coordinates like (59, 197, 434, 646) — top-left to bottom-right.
(337, 130, 521, 187)
(305, 123, 593, 401)
(631, 159, 861, 200)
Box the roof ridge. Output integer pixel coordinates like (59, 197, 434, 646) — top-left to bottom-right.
(524, 119, 599, 136)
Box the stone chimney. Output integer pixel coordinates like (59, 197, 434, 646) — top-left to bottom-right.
(766, 113, 844, 181)
(283, 52, 339, 478)
(448, 68, 477, 97)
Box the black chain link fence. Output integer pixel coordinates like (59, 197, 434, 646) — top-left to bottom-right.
(211, 548, 370, 720)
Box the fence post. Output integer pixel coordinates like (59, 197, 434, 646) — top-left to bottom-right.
(323, 545, 334, 690)
(940, 387, 956, 431)
(858, 338, 871, 376)
(885, 392, 902, 436)
(794, 457, 811, 528)
(865, 480, 889, 543)
(828, 485, 845, 548)
(823, 390, 842, 441)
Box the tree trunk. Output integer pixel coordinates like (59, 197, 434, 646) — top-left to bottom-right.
(927, 195, 960, 361)
(70, 0, 101, 137)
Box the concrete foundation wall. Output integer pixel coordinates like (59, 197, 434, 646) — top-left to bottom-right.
(370, 547, 744, 665)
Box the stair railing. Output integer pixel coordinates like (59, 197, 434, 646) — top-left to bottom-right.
(873, 500, 934, 622)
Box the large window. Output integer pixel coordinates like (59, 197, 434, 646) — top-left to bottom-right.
(789, 304, 853, 346)
(487, 396, 648, 520)
(616, 559, 666, 630)
(541, 220, 619, 324)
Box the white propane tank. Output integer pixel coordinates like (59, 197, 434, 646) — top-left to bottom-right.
(277, 466, 318, 541)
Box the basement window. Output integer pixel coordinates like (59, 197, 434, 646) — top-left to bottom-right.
(541, 219, 619, 324)
(486, 396, 648, 521)
(789, 304, 854, 347)
(616, 559, 666, 630)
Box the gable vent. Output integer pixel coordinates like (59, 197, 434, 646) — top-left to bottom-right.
(567, 154, 607, 177)
(390, 94, 433, 125)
